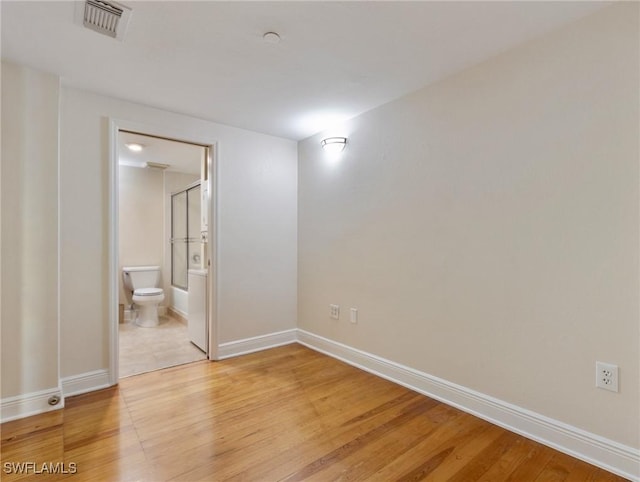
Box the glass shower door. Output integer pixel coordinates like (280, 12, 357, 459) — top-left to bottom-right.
(171, 190, 188, 289)
(171, 183, 202, 290)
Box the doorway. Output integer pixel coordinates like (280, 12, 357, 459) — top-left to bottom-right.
(109, 122, 217, 382)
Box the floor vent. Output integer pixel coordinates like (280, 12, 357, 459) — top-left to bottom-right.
(75, 0, 132, 41)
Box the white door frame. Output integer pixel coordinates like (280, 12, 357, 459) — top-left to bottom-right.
(107, 118, 219, 385)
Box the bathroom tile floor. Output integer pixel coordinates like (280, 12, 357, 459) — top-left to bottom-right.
(119, 315, 207, 378)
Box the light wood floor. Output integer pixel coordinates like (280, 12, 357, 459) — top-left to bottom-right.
(1, 344, 627, 481)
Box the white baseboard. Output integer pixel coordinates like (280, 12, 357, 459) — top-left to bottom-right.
(168, 306, 188, 320)
(168, 307, 188, 324)
(217, 329, 297, 360)
(61, 369, 111, 398)
(297, 329, 640, 481)
(1, 386, 64, 423)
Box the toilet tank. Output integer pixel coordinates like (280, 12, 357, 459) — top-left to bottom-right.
(122, 266, 161, 291)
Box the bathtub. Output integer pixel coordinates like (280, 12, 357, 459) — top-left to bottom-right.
(171, 286, 189, 318)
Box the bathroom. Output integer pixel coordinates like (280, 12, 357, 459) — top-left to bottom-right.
(117, 131, 209, 377)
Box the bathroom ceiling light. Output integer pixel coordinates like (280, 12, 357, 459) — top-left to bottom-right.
(126, 143, 144, 152)
(321, 137, 347, 153)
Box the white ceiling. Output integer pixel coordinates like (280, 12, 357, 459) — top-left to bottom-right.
(118, 131, 204, 175)
(2, 1, 607, 141)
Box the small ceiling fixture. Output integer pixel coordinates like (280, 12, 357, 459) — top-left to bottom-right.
(263, 31, 281, 44)
(125, 143, 144, 152)
(321, 137, 347, 153)
(145, 162, 170, 170)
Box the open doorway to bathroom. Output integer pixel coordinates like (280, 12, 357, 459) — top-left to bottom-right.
(117, 131, 210, 378)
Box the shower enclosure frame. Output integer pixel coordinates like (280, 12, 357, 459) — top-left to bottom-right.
(170, 180, 202, 290)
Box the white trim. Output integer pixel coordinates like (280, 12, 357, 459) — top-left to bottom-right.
(297, 330, 640, 481)
(217, 329, 297, 359)
(206, 143, 219, 360)
(56, 75, 62, 421)
(61, 369, 111, 398)
(1, 387, 64, 423)
(169, 306, 188, 319)
(108, 119, 119, 385)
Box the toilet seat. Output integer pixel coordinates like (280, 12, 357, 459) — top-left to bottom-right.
(134, 288, 164, 296)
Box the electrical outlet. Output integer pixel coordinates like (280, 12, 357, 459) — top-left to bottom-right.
(596, 362, 619, 392)
(350, 308, 358, 324)
(329, 304, 340, 320)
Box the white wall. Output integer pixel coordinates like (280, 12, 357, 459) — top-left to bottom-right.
(298, 3, 638, 449)
(118, 165, 165, 308)
(60, 87, 298, 378)
(1, 63, 60, 410)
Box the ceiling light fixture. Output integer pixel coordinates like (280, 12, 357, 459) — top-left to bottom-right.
(263, 31, 281, 44)
(126, 143, 144, 152)
(321, 137, 347, 153)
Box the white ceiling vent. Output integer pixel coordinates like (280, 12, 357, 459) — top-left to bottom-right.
(74, 0, 132, 41)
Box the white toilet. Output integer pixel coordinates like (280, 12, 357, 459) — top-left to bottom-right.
(122, 266, 165, 328)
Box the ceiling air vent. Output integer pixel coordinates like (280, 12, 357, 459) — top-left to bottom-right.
(75, 0, 132, 41)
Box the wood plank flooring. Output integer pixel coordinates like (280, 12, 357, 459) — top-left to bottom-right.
(1, 344, 628, 481)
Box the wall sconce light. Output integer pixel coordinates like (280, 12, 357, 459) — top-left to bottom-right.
(321, 137, 347, 153)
